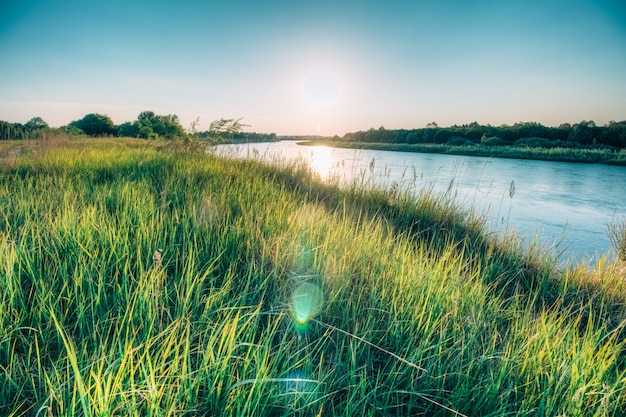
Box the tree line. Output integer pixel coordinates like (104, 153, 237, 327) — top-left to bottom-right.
(0, 111, 277, 143)
(339, 121, 626, 149)
(0, 117, 50, 140)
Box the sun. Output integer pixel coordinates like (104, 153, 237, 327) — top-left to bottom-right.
(301, 69, 340, 108)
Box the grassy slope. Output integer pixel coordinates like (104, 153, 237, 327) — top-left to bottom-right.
(1, 138, 626, 416)
(301, 140, 626, 166)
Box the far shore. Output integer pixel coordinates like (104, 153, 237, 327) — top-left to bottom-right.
(298, 139, 626, 166)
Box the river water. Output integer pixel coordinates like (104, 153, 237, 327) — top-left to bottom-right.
(216, 141, 626, 265)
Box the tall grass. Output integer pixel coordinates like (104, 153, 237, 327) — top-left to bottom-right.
(607, 217, 626, 263)
(1, 138, 625, 416)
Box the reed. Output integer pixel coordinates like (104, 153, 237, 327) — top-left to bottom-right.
(607, 217, 626, 263)
(1, 138, 625, 416)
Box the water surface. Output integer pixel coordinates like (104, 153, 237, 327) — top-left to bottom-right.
(216, 141, 626, 265)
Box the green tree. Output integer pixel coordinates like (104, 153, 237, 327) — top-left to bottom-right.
(0, 119, 46, 139)
(405, 131, 419, 144)
(70, 113, 116, 136)
(568, 120, 598, 146)
(433, 129, 453, 144)
(133, 111, 185, 139)
(117, 122, 140, 138)
(160, 114, 185, 138)
(0, 121, 13, 140)
(600, 121, 626, 148)
(24, 116, 49, 130)
(137, 111, 156, 124)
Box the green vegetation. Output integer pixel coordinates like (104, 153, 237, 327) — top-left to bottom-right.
(69, 113, 117, 137)
(1, 113, 277, 142)
(302, 140, 626, 165)
(317, 121, 626, 165)
(0, 117, 50, 140)
(115, 111, 186, 139)
(340, 121, 626, 148)
(2, 137, 626, 416)
(607, 217, 626, 263)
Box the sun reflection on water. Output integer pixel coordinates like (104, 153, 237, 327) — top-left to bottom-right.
(309, 146, 334, 181)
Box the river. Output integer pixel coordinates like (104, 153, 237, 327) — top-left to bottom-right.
(215, 141, 626, 265)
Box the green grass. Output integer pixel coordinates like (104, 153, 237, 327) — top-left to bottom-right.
(1, 137, 626, 416)
(302, 140, 626, 165)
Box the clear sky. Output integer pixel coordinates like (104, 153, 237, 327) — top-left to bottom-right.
(1, 0, 625, 136)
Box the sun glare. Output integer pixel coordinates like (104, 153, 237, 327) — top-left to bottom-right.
(301, 70, 340, 108)
(309, 146, 335, 181)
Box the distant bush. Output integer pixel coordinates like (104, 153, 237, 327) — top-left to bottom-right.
(515, 137, 552, 148)
(56, 125, 84, 136)
(552, 140, 578, 148)
(446, 136, 474, 146)
(480, 135, 507, 146)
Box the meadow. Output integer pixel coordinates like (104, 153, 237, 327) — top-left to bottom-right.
(1, 137, 626, 416)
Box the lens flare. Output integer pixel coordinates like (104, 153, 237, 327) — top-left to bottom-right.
(291, 282, 323, 324)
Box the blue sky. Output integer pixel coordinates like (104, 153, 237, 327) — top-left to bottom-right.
(1, 0, 625, 135)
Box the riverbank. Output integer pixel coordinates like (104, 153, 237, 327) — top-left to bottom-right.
(2, 138, 625, 416)
(300, 139, 626, 165)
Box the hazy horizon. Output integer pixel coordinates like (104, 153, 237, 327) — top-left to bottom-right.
(1, 0, 625, 136)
